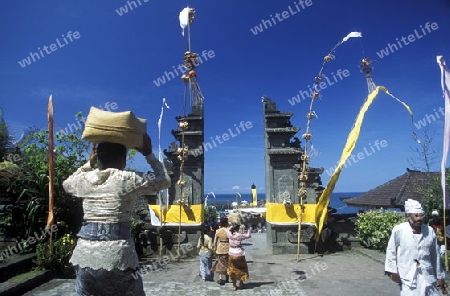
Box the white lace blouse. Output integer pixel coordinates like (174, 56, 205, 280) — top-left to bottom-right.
(63, 153, 171, 271)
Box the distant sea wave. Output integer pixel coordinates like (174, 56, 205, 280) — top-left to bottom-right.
(205, 192, 365, 214)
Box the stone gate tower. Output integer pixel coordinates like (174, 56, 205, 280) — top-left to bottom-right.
(262, 97, 324, 254)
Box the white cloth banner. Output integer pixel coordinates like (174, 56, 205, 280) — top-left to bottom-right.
(157, 98, 170, 209)
(179, 7, 190, 36)
(437, 56, 450, 209)
(158, 98, 170, 163)
(148, 206, 162, 226)
(342, 32, 362, 42)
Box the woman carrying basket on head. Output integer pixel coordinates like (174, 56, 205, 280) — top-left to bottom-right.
(63, 108, 171, 296)
(226, 223, 251, 290)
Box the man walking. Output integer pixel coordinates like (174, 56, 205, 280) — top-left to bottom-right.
(385, 199, 447, 295)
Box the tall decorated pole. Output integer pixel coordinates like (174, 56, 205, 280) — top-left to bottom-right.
(176, 6, 204, 258)
(148, 5, 205, 256)
(296, 32, 362, 261)
(157, 97, 170, 255)
(46, 95, 55, 255)
(47, 95, 55, 230)
(437, 55, 450, 271)
(312, 49, 415, 252)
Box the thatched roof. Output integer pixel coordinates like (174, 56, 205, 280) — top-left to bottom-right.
(342, 169, 440, 209)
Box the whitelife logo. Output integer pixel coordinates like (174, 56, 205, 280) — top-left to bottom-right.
(324, 140, 388, 177)
(288, 69, 350, 106)
(152, 50, 215, 87)
(250, 0, 313, 35)
(18, 31, 81, 68)
(115, 0, 149, 16)
(376, 22, 438, 59)
(56, 102, 118, 137)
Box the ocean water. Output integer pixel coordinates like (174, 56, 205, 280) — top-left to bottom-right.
(206, 192, 365, 214)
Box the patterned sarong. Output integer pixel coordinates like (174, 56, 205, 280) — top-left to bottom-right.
(74, 266, 145, 296)
(212, 253, 229, 275)
(227, 255, 249, 281)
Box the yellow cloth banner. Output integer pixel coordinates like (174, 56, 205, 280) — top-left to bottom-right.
(149, 204, 203, 224)
(266, 203, 317, 224)
(314, 86, 413, 241)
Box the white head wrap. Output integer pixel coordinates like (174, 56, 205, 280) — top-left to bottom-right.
(432, 210, 439, 217)
(404, 199, 424, 214)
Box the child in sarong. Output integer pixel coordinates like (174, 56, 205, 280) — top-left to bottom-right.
(197, 225, 214, 281)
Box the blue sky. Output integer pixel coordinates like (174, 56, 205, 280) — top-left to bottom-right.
(1, 0, 449, 195)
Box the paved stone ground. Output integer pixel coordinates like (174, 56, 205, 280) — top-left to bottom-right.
(23, 233, 407, 295)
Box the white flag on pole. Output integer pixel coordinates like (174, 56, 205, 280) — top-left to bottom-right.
(179, 7, 190, 36)
(437, 56, 450, 209)
(158, 97, 170, 162)
(342, 32, 362, 42)
(157, 98, 170, 210)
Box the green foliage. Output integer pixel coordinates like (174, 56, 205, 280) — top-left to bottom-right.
(130, 216, 146, 257)
(2, 112, 89, 242)
(2, 110, 142, 257)
(34, 233, 76, 273)
(0, 108, 10, 160)
(204, 205, 217, 223)
(354, 209, 406, 250)
(131, 216, 145, 239)
(417, 171, 450, 220)
(126, 149, 139, 170)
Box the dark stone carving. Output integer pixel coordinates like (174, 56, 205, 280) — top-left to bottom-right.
(286, 227, 316, 243)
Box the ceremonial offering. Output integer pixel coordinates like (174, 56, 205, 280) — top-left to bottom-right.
(82, 107, 147, 149)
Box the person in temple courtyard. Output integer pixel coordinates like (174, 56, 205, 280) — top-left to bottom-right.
(63, 134, 171, 296)
(226, 221, 252, 291)
(197, 225, 215, 281)
(385, 199, 447, 295)
(212, 217, 230, 285)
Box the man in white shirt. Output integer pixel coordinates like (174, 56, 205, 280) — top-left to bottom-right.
(385, 199, 447, 295)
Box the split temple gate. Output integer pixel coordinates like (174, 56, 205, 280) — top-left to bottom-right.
(262, 97, 324, 254)
(144, 7, 326, 256)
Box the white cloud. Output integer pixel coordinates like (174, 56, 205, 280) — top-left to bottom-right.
(232, 185, 240, 190)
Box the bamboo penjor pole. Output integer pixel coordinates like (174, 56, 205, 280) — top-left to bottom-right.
(47, 95, 55, 229)
(444, 207, 448, 271)
(47, 95, 55, 253)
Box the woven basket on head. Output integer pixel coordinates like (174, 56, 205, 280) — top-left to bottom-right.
(82, 107, 147, 149)
(227, 210, 248, 227)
